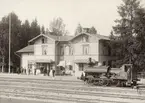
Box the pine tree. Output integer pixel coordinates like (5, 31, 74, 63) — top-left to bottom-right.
(30, 18, 40, 38)
(75, 23, 82, 36)
(0, 12, 22, 69)
(20, 20, 31, 48)
(89, 26, 97, 34)
(41, 25, 45, 34)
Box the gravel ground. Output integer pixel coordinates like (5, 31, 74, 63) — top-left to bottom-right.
(0, 97, 48, 103)
(0, 73, 145, 103)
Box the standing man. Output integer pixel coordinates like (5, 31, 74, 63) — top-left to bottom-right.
(47, 68, 50, 76)
(17, 67, 20, 74)
(43, 67, 47, 76)
(52, 66, 55, 77)
(32, 65, 35, 75)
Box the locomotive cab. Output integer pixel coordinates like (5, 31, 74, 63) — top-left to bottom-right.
(123, 64, 133, 85)
(118, 64, 138, 86)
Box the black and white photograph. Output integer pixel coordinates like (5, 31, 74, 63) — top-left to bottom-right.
(0, 0, 145, 103)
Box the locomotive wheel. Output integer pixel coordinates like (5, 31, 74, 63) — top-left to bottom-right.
(86, 76, 94, 85)
(98, 79, 108, 86)
(98, 79, 104, 86)
(111, 79, 119, 86)
(120, 81, 126, 87)
(115, 80, 126, 87)
(109, 79, 115, 86)
(116, 80, 121, 87)
(104, 79, 112, 86)
(102, 79, 108, 86)
(106, 79, 112, 86)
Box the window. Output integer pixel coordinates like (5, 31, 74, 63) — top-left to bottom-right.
(65, 46, 69, 55)
(42, 38, 45, 44)
(124, 65, 131, 72)
(69, 47, 73, 55)
(79, 63, 84, 71)
(83, 45, 89, 55)
(69, 65, 72, 70)
(60, 46, 64, 55)
(28, 63, 33, 69)
(42, 45, 48, 55)
(82, 36, 89, 42)
(108, 46, 111, 56)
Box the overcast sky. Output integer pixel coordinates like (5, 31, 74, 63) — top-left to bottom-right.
(0, 0, 145, 36)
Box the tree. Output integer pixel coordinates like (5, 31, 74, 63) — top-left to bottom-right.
(30, 18, 40, 39)
(9, 13, 22, 68)
(75, 23, 82, 35)
(0, 12, 43, 72)
(45, 28, 50, 34)
(131, 8, 145, 71)
(20, 20, 31, 48)
(112, 0, 145, 71)
(89, 26, 97, 34)
(0, 12, 22, 70)
(49, 17, 68, 36)
(41, 25, 45, 34)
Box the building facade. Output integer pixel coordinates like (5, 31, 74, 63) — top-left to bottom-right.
(16, 31, 115, 77)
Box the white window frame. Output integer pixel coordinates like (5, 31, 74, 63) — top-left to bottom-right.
(42, 45, 48, 55)
(82, 44, 89, 55)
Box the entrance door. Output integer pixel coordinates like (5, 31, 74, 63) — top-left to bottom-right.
(36, 63, 50, 74)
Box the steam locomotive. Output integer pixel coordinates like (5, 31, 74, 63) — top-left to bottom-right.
(83, 59, 139, 87)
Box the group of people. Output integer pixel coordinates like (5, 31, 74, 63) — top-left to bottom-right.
(43, 67, 55, 77)
(16, 67, 27, 74)
(16, 66, 56, 77)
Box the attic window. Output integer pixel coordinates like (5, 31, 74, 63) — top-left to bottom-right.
(82, 36, 89, 42)
(42, 38, 45, 44)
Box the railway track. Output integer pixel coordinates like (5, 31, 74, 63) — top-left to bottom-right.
(0, 76, 145, 103)
(0, 85, 145, 100)
(0, 78, 144, 94)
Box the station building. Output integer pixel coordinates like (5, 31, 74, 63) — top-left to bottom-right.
(16, 29, 115, 77)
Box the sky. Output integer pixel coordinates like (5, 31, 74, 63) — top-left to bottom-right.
(0, 0, 145, 36)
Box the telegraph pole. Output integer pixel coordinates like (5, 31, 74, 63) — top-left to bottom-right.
(8, 13, 11, 73)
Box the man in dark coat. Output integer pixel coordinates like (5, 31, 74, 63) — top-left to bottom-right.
(52, 68, 55, 77)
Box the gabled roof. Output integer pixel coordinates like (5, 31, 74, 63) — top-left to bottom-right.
(28, 34, 56, 43)
(70, 32, 110, 41)
(28, 31, 109, 44)
(28, 33, 74, 43)
(16, 45, 34, 53)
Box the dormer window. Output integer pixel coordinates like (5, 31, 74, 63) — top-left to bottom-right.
(42, 38, 45, 44)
